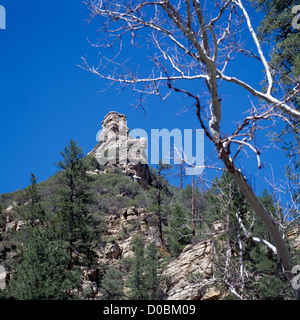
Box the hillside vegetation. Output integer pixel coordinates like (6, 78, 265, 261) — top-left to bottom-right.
(0, 140, 299, 300)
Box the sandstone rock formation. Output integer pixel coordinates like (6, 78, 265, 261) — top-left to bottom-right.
(96, 205, 222, 300)
(89, 111, 150, 186)
(163, 240, 221, 300)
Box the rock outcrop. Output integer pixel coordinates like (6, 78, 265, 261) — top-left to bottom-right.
(97, 205, 222, 300)
(89, 111, 150, 186)
(163, 240, 221, 300)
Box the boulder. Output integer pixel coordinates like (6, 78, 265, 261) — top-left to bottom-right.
(104, 243, 122, 259)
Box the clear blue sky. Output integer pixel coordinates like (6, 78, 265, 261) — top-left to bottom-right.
(0, 0, 291, 201)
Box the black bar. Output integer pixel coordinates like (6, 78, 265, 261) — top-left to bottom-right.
(0, 300, 298, 319)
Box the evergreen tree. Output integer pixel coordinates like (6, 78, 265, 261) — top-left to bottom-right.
(167, 204, 191, 257)
(127, 235, 165, 300)
(252, 1, 300, 231)
(203, 172, 294, 299)
(99, 266, 124, 300)
(8, 226, 79, 300)
(284, 136, 300, 227)
(55, 139, 100, 269)
(182, 177, 204, 244)
(126, 235, 148, 300)
(251, 0, 300, 83)
(150, 161, 172, 247)
(23, 173, 47, 225)
(175, 159, 187, 189)
(144, 242, 164, 300)
(7, 174, 78, 299)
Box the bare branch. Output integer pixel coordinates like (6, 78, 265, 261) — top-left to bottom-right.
(235, 211, 278, 254)
(234, 0, 273, 95)
(217, 70, 300, 120)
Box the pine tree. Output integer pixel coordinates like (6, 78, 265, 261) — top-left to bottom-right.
(251, 0, 300, 82)
(126, 235, 148, 300)
(144, 242, 164, 300)
(127, 236, 165, 300)
(7, 174, 78, 300)
(203, 171, 294, 299)
(55, 139, 100, 270)
(252, 1, 300, 232)
(99, 266, 124, 300)
(191, 174, 196, 241)
(8, 226, 79, 300)
(180, 179, 204, 245)
(150, 161, 172, 247)
(23, 173, 47, 225)
(175, 159, 187, 189)
(167, 204, 191, 257)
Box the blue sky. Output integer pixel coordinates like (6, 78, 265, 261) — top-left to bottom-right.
(0, 0, 291, 200)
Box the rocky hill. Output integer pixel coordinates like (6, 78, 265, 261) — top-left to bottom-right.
(0, 191, 221, 300)
(0, 112, 299, 300)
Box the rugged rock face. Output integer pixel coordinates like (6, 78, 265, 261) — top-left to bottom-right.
(288, 228, 300, 251)
(104, 206, 162, 259)
(163, 241, 221, 300)
(89, 111, 150, 186)
(90, 205, 223, 300)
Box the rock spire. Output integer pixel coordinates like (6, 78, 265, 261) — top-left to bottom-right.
(89, 111, 150, 185)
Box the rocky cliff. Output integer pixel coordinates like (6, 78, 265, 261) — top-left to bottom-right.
(89, 111, 150, 186)
(80, 204, 222, 300)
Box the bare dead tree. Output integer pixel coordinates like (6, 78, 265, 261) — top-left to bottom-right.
(82, 0, 300, 298)
(177, 159, 185, 189)
(192, 173, 196, 241)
